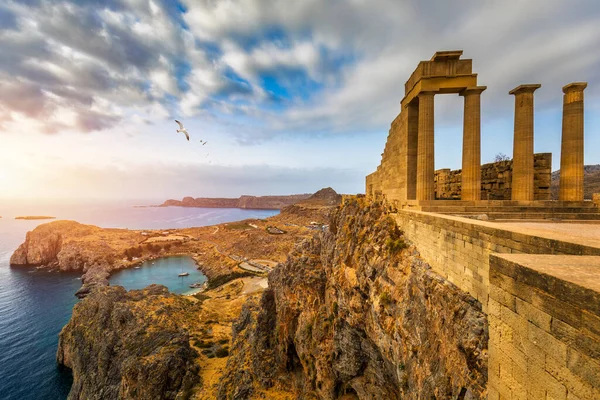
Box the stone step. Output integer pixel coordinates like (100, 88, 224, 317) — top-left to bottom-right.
(422, 206, 600, 214)
(441, 212, 600, 220)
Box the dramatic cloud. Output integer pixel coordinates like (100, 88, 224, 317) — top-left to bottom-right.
(2, 0, 600, 200)
(2, 0, 599, 140)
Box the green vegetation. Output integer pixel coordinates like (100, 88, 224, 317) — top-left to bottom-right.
(215, 347, 229, 358)
(124, 246, 144, 261)
(225, 222, 252, 230)
(192, 293, 210, 302)
(206, 271, 254, 290)
(194, 339, 213, 349)
(379, 291, 392, 305)
(386, 237, 408, 254)
(145, 243, 162, 253)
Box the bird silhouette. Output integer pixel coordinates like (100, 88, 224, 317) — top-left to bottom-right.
(174, 120, 189, 141)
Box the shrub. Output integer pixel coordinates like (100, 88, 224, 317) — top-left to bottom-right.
(215, 347, 229, 358)
(386, 237, 408, 254)
(206, 271, 254, 290)
(379, 291, 392, 305)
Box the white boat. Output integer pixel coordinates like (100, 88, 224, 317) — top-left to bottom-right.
(178, 272, 189, 277)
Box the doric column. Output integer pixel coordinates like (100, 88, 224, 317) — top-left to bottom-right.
(460, 86, 487, 201)
(509, 84, 541, 201)
(559, 82, 587, 201)
(416, 91, 435, 201)
(406, 100, 419, 200)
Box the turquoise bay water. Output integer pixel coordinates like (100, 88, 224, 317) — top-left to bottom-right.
(109, 256, 207, 294)
(0, 201, 278, 400)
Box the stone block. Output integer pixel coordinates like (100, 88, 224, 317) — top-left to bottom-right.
(528, 322, 567, 364)
(566, 348, 600, 387)
(515, 297, 552, 332)
(551, 318, 600, 360)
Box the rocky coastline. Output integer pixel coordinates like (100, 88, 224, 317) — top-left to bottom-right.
(22, 190, 491, 399)
(159, 193, 312, 210)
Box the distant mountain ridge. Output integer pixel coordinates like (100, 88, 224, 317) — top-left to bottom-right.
(159, 193, 312, 210)
(551, 164, 600, 199)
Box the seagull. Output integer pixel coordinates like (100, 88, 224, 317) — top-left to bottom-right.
(174, 120, 189, 141)
(202, 141, 207, 146)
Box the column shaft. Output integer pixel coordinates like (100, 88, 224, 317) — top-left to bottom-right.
(406, 101, 419, 200)
(461, 87, 486, 201)
(510, 85, 540, 201)
(559, 82, 587, 201)
(417, 92, 435, 201)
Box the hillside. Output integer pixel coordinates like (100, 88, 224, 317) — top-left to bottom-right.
(551, 164, 600, 199)
(160, 193, 312, 210)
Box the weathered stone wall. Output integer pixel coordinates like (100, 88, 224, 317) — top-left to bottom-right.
(434, 153, 552, 200)
(392, 210, 600, 310)
(392, 209, 600, 398)
(488, 254, 600, 399)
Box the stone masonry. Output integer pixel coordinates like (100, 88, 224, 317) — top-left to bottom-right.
(560, 83, 587, 201)
(367, 51, 587, 207)
(434, 153, 552, 201)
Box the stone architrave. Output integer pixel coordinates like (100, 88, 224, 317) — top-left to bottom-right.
(509, 84, 541, 201)
(417, 91, 435, 200)
(460, 86, 487, 201)
(559, 82, 587, 201)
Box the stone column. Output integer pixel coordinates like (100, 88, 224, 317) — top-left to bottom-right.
(509, 84, 541, 201)
(406, 100, 419, 200)
(417, 91, 435, 201)
(559, 82, 587, 201)
(460, 86, 487, 201)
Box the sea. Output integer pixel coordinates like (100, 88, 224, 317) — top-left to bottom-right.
(0, 200, 278, 400)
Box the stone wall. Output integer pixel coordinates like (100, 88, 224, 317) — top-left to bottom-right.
(488, 254, 600, 399)
(392, 210, 600, 310)
(434, 153, 552, 200)
(392, 209, 600, 398)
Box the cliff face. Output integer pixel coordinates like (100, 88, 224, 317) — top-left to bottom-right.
(219, 199, 488, 399)
(57, 285, 201, 400)
(160, 194, 311, 209)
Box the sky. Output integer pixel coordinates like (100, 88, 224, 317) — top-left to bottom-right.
(1, 0, 599, 201)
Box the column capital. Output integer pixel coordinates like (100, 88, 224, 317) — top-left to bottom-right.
(509, 84, 541, 95)
(563, 82, 587, 93)
(460, 86, 487, 96)
(417, 90, 437, 98)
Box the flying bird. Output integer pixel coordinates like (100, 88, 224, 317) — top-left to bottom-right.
(202, 141, 207, 146)
(174, 120, 189, 141)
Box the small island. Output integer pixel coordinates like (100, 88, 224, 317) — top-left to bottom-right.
(15, 216, 56, 220)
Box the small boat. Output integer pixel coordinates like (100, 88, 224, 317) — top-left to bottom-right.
(178, 272, 189, 277)
(134, 266, 141, 269)
(189, 282, 203, 288)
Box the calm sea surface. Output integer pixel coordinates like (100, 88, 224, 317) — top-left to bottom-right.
(0, 200, 278, 400)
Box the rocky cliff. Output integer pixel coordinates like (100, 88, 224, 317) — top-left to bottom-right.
(218, 198, 488, 399)
(160, 194, 311, 209)
(57, 284, 201, 400)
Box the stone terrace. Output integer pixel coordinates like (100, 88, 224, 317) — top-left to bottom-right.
(392, 209, 600, 399)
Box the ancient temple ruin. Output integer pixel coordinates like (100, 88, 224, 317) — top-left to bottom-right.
(366, 51, 589, 212)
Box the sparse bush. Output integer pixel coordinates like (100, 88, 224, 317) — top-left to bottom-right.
(494, 152, 510, 162)
(379, 291, 392, 305)
(215, 347, 229, 358)
(386, 237, 408, 254)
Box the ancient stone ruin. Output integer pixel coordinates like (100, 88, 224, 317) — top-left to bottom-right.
(366, 51, 588, 211)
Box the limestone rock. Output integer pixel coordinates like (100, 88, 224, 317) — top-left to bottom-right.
(218, 199, 488, 399)
(57, 285, 201, 400)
